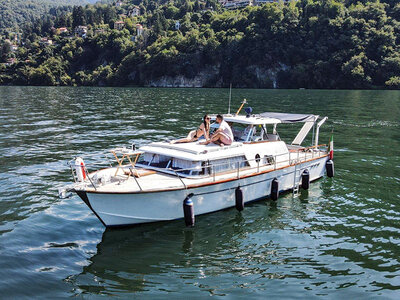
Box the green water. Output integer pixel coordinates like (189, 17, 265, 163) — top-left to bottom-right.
(0, 87, 399, 298)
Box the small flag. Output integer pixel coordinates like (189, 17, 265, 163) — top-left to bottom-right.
(329, 134, 334, 160)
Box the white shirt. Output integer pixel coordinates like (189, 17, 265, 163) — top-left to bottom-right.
(218, 120, 234, 141)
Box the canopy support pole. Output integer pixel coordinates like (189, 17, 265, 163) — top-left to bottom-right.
(314, 117, 328, 147)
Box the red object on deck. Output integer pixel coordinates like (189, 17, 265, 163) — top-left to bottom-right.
(81, 162, 86, 180)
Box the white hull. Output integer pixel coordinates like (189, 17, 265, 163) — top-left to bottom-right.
(83, 156, 329, 227)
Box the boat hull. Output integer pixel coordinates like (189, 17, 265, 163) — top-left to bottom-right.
(80, 156, 329, 227)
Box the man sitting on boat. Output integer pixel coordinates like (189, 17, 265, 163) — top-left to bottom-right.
(201, 114, 234, 147)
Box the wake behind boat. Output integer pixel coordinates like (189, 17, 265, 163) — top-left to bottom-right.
(59, 105, 334, 227)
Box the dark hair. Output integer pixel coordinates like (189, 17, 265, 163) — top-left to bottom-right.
(216, 114, 223, 120)
(203, 114, 210, 132)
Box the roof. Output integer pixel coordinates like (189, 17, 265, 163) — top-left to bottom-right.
(211, 114, 282, 125)
(140, 141, 246, 161)
(210, 112, 319, 125)
(258, 112, 319, 123)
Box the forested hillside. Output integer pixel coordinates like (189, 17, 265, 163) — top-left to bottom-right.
(1, 0, 399, 89)
(0, 0, 89, 30)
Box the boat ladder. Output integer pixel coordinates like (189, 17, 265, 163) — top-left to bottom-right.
(292, 164, 301, 197)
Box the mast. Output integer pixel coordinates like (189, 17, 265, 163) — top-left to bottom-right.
(228, 83, 232, 114)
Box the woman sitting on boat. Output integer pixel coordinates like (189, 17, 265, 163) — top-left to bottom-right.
(200, 114, 234, 147)
(170, 114, 211, 144)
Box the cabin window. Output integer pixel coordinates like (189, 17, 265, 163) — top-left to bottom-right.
(208, 156, 249, 174)
(230, 124, 255, 142)
(142, 153, 171, 168)
(173, 159, 202, 175)
(263, 155, 275, 165)
(139, 154, 203, 175)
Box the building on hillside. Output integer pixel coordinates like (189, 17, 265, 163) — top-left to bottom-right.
(221, 0, 291, 9)
(39, 37, 53, 46)
(5, 58, 17, 66)
(75, 26, 88, 38)
(175, 21, 180, 30)
(95, 28, 105, 35)
(12, 34, 20, 44)
(114, 21, 125, 30)
(222, 0, 254, 9)
(130, 6, 140, 17)
(115, 1, 123, 7)
(254, 0, 285, 4)
(57, 27, 68, 35)
(10, 45, 18, 52)
(136, 24, 144, 36)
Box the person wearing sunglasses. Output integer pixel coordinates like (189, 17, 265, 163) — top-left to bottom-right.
(170, 114, 211, 144)
(200, 114, 233, 147)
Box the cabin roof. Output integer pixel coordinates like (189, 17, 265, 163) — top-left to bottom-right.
(139, 139, 289, 162)
(140, 141, 246, 161)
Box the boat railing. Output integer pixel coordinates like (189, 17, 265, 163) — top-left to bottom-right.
(68, 144, 327, 190)
(160, 144, 328, 183)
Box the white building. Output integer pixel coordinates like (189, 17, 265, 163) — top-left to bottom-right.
(39, 37, 53, 46)
(223, 0, 253, 10)
(114, 21, 125, 30)
(255, 0, 285, 4)
(130, 6, 140, 17)
(75, 26, 88, 37)
(221, 0, 291, 9)
(136, 24, 144, 36)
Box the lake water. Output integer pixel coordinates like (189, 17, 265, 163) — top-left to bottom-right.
(0, 87, 399, 298)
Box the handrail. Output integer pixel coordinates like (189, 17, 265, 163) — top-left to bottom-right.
(77, 144, 327, 176)
(304, 144, 327, 150)
(83, 164, 97, 190)
(154, 147, 327, 180)
(173, 170, 187, 190)
(132, 172, 143, 191)
(135, 147, 327, 177)
(69, 144, 328, 190)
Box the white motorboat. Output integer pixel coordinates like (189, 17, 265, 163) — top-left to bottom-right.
(59, 106, 334, 227)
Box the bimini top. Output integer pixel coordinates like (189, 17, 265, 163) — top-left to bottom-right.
(212, 114, 282, 125)
(210, 112, 318, 125)
(258, 112, 319, 123)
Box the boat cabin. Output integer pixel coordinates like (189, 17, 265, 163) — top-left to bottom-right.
(134, 112, 325, 178)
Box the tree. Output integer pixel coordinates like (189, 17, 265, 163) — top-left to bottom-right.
(0, 41, 11, 62)
(72, 6, 86, 28)
(385, 76, 400, 89)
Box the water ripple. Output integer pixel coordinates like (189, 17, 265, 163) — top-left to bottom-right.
(0, 87, 399, 298)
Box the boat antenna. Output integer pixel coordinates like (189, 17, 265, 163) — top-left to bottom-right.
(228, 83, 232, 114)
